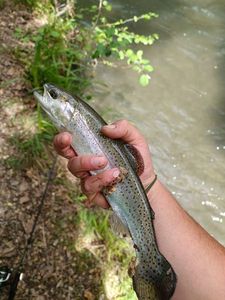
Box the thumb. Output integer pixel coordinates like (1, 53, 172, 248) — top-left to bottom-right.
(101, 120, 146, 147)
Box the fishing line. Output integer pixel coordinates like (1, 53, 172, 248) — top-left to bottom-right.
(0, 157, 57, 300)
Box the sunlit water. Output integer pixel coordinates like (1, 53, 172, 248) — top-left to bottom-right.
(88, 0, 225, 245)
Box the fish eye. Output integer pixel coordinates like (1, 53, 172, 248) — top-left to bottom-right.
(49, 89, 58, 99)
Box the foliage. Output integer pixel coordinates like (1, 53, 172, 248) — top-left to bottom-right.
(27, 0, 158, 91)
(89, 1, 158, 86)
(30, 16, 90, 94)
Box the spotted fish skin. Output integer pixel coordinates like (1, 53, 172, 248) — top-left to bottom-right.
(34, 84, 177, 300)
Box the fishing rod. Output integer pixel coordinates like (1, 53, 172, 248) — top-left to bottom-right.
(0, 157, 57, 300)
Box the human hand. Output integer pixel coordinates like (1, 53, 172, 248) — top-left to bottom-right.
(53, 120, 155, 208)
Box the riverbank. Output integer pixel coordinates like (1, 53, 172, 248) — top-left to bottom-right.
(0, 1, 137, 299)
(0, 2, 104, 299)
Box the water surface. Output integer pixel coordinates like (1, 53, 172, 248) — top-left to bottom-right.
(92, 0, 225, 245)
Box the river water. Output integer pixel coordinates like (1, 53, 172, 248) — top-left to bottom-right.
(90, 0, 225, 245)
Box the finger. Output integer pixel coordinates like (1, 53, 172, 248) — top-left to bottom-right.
(82, 168, 120, 195)
(84, 193, 110, 209)
(54, 132, 76, 159)
(101, 119, 146, 147)
(67, 155, 108, 175)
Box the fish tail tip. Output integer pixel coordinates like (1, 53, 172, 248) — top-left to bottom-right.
(157, 266, 177, 299)
(132, 266, 177, 300)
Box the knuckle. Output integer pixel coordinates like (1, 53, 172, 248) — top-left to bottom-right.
(81, 180, 88, 194)
(53, 135, 62, 152)
(86, 175, 104, 194)
(79, 156, 89, 169)
(67, 157, 76, 172)
(83, 179, 95, 195)
(118, 119, 129, 128)
(97, 172, 112, 187)
(68, 156, 88, 172)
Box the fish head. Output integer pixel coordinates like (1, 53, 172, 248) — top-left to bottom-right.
(34, 83, 78, 129)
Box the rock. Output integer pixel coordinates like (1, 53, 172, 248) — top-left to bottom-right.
(19, 180, 29, 193)
(19, 195, 30, 204)
(22, 218, 34, 234)
(36, 296, 45, 300)
(84, 290, 95, 300)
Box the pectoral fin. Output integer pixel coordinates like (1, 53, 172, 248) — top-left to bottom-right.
(109, 212, 130, 238)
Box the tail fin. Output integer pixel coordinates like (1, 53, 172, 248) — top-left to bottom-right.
(132, 265, 177, 300)
(156, 265, 177, 299)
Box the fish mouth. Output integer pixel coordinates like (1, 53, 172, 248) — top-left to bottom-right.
(34, 88, 55, 121)
(33, 85, 52, 112)
(33, 90, 43, 103)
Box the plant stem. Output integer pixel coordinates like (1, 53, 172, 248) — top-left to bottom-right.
(93, 0, 103, 28)
(99, 13, 156, 28)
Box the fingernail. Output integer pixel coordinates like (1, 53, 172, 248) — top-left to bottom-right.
(103, 124, 116, 129)
(91, 156, 106, 168)
(113, 169, 120, 178)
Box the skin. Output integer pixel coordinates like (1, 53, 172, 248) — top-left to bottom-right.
(54, 119, 225, 300)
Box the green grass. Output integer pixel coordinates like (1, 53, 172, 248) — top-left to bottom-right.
(0, 0, 5, 9)
(6, 111, 57, 169)
(29, 6, 90, 94)
(13, 0, 42, 8)
(71, 196, 137, 299)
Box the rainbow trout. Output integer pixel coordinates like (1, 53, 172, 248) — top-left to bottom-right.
(34, 84, 177, 299)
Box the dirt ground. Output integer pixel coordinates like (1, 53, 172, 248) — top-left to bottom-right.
(0, 2, 103, 299)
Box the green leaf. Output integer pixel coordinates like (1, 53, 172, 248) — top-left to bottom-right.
(50, 31, 60, 38)
(119, 51, 125, 60)
(142, 13, 151, 20)
(126, 49, 133, 57)
(139, 74, 150, 86)
(105, 3, 112, 11)
(144, 65, 154, 72)
(100, 17, 107, 24)
(137, 50, 143, 59)
(132, 65, 141, 72)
